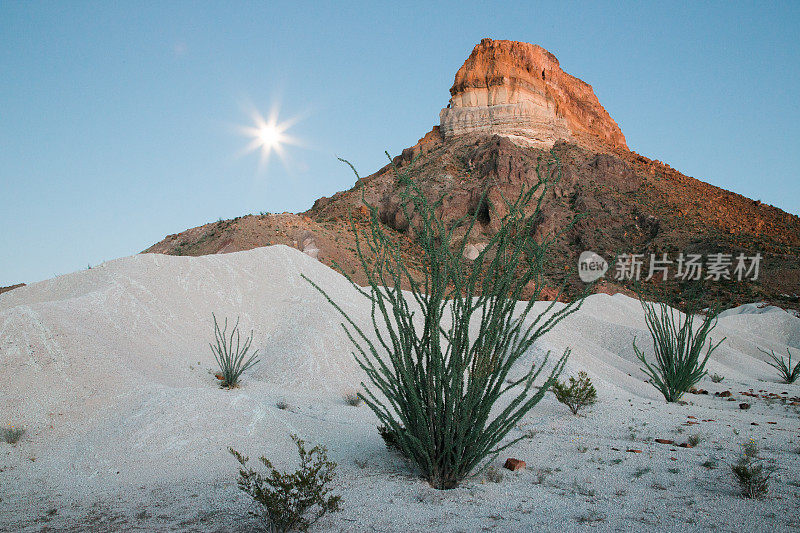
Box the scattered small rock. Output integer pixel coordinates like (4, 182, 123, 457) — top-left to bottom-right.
(626, 449, 642, 453)
(504, 458, 526, 471)
(739, 403, 750, 410)
(655, 439, 675, 445)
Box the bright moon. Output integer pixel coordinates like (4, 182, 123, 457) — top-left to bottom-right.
(238, 106, 301, 171)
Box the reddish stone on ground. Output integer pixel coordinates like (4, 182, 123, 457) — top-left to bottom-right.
(503, 458, 526, 471)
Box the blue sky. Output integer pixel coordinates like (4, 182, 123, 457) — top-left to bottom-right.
(2, 1, 798, 286)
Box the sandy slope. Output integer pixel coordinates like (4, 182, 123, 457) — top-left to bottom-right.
(1, 245, 798, 532)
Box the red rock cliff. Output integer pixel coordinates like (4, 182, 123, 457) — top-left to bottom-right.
(440, 38, 627, 150)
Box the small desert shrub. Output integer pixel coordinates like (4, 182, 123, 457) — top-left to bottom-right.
(710, 373, 725, 383)
(230, 435, 341, 532)
(633, 296, 725, 402)
(1, 425, 25, 444)
(551, 371, 597, 415)
(687, 434, 701, 447)
(276, 400, 290, 410)
(571, 480, 596, 497)
(210, 313, 260, 388)
(758, 347, 799, 384)
(731, 440, 771, 499)
(484, 464, 504, 483)
(701, 458, 717, 470)
(343, 392, 362, 407)
(532, 467, 552, 485)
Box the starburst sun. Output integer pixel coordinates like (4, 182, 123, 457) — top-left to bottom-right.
(239, 106, 301, 170)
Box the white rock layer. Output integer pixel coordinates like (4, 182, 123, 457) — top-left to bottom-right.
(440, 88, 571, 148)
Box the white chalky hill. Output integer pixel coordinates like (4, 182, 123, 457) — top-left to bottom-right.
(1, 246, 798, 531)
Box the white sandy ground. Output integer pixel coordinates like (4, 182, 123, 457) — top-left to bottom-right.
(0, 245, 798, 532)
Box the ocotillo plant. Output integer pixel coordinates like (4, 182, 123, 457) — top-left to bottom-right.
(210, 313, 260, 388)
(758, 347, 799, 383)
(633, 294, 724, 402)
(304, 152, 584, 489)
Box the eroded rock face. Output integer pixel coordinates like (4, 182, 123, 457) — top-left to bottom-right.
(440, 38, 627, 150)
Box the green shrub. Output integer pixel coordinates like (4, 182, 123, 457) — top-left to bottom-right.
(1, 425, 25, 444)
(551, 371, 597, 415)
(343, 392, 362, 406)
(632, 298, 725, 402)
(731, 440, 771, 499)
(709, 373, 724, 383)
(304, 153, 583, 489)
(230, 435, 341, 532)
(701, 458, 717, 470)
(758, 347, 799, 383)
(210, 313, 260, 388)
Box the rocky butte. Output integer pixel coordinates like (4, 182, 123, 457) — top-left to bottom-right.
(439, 38, 627, 150)
(146, 38, 800, 311)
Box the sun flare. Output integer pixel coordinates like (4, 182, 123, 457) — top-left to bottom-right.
(257, 124, 282, 149)
(238, 105, 301, 171)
